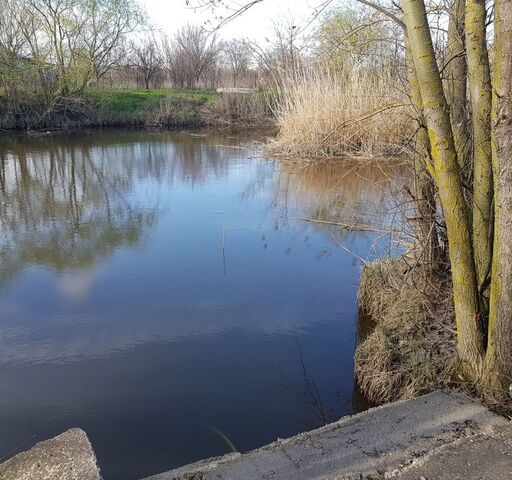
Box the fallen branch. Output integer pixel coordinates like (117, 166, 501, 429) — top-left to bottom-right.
(331, 235, 367, 263)
(289, 216, 399, 235)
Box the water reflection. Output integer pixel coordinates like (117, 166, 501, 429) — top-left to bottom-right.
(0, 139, 155, 287)
(0, 131, 409, 480)
(270, 159, 407, 236)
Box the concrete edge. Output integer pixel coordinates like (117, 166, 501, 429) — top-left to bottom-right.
(142, 391, 508, 480)
(0, 428, 101, 480)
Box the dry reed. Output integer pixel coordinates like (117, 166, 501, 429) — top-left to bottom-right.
(356, 257, 456, 404)
(203, 92, 276, 127)
(269, 67, 413, 158)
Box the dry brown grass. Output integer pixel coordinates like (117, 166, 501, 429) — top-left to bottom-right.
(356, 257, 456, 404)
(269, 67, 414, 158)
(202, 92, 276, 127)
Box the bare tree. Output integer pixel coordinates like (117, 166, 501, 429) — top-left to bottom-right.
(130, 35, 163, 90)
(0, 0, 146, 102)
(83, 0, 145, 83)
(0, 0, 27, 103)
(163, 24, 221, 89)
(224, 39, 251, 87)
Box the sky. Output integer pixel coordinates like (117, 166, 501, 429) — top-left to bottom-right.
(139, 0, 332, 43)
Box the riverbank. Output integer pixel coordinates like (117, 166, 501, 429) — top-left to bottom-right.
(0, 89, 275, 131)
(355, 255, 512, 416)
(355, 257, 456, 404)
(1, 392, 509, 480)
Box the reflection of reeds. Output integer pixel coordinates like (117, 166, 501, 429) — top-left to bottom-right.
(269, 68, 413, 158)
(273, 339, 338, 429)
(273, 159, 412, 230)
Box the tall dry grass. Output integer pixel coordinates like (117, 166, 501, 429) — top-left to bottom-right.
(356, 257, 456, 404)
(203, 92, 277, 127)
(269, 67, 413, 158)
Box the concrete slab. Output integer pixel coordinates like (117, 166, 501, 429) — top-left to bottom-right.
(0, 428, 101, 480)
(143, 392, 508, 480)
(394, 426, 512, 480)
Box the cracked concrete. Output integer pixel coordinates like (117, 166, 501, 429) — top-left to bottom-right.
(142, 392, 509, 480)
(391, 426, 512, 480)
(1, 392, 508, 480)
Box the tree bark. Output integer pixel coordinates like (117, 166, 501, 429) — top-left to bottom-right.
(466, 0, 493, 309)
(486, 0, 512, 393)
(407, 45, 440, 267)
(402, 0, 485, 373)
(446, 0, 468, 169)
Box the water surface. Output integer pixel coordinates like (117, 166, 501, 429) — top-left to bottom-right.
(0, 131, 407, 479)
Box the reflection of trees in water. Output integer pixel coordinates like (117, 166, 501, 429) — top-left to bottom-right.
(0, 131, 266, 286)
(0, 140, 154, 285)
(273, 160, 411, 228)
(0, 132, 410, 285)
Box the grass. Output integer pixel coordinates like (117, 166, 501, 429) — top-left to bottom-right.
(356, 257, 456, 404)
(269, 67, 413, 158)
(0, 88, 221, 129)
(87, 89, 218, 125)
(0, 88, 274, 129)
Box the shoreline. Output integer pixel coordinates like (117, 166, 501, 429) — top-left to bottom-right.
(0, 89, 276, 132)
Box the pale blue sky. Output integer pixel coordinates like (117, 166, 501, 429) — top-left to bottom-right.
(140, 0, 330, 42)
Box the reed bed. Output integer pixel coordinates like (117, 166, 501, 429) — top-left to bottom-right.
(202, 91, 277, 127)
(356, 257, 456, 404)
(269, 67, 414, 158)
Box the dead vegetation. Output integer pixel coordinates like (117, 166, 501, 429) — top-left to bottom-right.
(268, 68, 414, 159)
(202, 92, 276, 128)
(356, 257, 456, 404)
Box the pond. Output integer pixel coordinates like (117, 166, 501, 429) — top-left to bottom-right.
(0, 130, 408, 480)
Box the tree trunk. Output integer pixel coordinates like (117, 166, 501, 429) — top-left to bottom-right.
(402, 0, 485, 374)
(407, 44, 440, 267)
(486, 0, 512, 393)
(446, 0, 468, 169)
(466, 0, 493, 309)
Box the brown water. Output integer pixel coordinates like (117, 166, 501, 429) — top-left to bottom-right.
(0, 130, 408, 479)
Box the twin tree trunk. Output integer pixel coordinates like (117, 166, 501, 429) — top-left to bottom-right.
(446, 0, 468, 168)
(402, 0, 485, 374)
(402, 0, 512, 391)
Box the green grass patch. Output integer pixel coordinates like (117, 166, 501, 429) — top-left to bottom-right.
(0, 87, 274, 129)
(87, 89, 217, 117)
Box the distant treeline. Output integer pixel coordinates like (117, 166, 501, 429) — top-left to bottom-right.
(0, 0, 404, 131)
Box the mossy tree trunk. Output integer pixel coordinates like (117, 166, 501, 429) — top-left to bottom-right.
(407, 45, 440, 267)
(401, 0, 486, 374)
(486, 0, 512, 392)
(446, 0, 468, 169)
(357, 0, 511, 392)
(466, 0, 493, 310)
